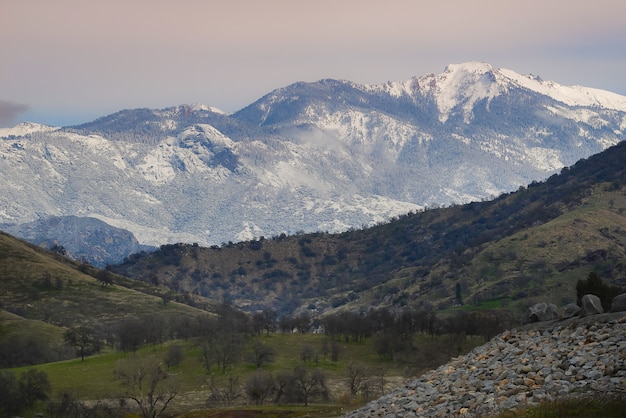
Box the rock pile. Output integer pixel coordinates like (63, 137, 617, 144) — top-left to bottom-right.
(345, 312, 626, 417)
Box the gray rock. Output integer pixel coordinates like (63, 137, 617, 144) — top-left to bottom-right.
(610, 293, 626, 312)
(522, 302, 560, 323)
(581, 294, 604, 316)
(562, 303, 581, 318)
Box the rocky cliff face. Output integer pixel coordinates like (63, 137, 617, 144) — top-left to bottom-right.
(346, 312, 626, 417)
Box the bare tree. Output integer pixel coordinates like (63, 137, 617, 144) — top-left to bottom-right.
(373, 366, 387, 397)
(198, 306, 248, 374)
(201, 332, 245, 374)
(163, 344, 184, 369)
(249, 339, 275, 368)
(114, 356, 179, 418)
(289, 366, 329, 406)
(294, 312, 311, 333)
(199, 342, 213, 373)
(206, 376, 242, 407)
(331, 340, 341, 362)
(245, 371, 275, 406)
(346, 362, 369, 400)
(300, 343, 315, 364)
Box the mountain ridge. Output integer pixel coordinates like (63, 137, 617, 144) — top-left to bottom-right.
(1, 62, 625, 251)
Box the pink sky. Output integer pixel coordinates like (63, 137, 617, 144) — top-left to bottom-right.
(2, 0, 625, 126)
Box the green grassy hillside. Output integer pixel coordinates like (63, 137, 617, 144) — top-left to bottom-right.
(0, 230, 217, 370)
(0, 231, 210, 327)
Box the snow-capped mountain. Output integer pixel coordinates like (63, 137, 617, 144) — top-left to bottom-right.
(1, 62, 625, 250)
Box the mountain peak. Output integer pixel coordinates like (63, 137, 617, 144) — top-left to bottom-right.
(421, 62, 503, 122)
(443, 61, 494, 75)
(0, 121, 59, 138)
(173, 103, 227, 115)
(406, 62, 626, 121)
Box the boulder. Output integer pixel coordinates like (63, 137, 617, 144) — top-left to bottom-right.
(561, 303, 581, 318)
(522, 302, 559, 324)
(580, 294, 604, 316)
(610, 293, 626, 312)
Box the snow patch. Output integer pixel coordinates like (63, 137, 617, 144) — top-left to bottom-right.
(525, 147, 563, 171)
(136, 139, 178, 184)
(234, 221, 263, 242)
(179, 124, 235, 149)
(0, 122, 60, 138)
(545, 105, 611, 129)
(190, 103, 227, 114)
(433, 62, 502, 123)
(500, 68, 626, 112)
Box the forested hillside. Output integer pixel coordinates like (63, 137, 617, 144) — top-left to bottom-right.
(113, 141, 626, 316)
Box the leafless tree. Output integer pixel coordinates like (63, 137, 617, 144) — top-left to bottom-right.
(163, 344, 184, 368)
(114, 356, 179, 418)
(245, 371, 275, 406)
(205, 376, 242, 407)
(289, 366, 329, 406)
(249, 339, 275, 368)
(346, 362, 369, 399)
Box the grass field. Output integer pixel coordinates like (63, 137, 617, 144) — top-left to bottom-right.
(9, 331, 485, 417)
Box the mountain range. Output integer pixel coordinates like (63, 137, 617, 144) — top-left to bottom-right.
(1, 62, 625, 264)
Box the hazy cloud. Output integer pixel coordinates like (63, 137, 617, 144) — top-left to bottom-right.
(0, 100, 31, 128)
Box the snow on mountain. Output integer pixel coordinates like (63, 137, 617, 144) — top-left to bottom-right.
(189, 103, 226, 114)
(1, 62, 625, 251)
(374, 62, 626, 122)
(498, 68, 626, 111)
(428, 62, 504, 123)
(0, 122, 59, 138)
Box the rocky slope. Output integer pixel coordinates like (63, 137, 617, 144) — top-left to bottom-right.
(346, 312, 626, 417)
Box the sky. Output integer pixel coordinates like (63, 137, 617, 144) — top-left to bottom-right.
(1, 0, 626, 127)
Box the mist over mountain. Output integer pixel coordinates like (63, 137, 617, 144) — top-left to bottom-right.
(1, 62, 625, 250)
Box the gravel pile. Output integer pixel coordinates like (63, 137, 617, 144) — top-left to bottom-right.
(345, 312, 626, 417)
